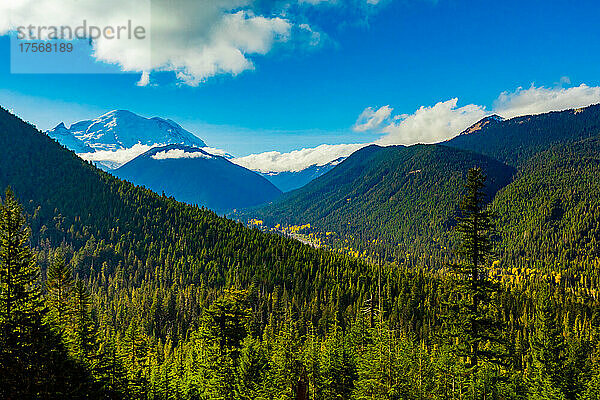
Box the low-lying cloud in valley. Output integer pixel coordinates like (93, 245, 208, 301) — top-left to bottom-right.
(79, 144, 156, 168)
(151, 149, 214, 160)
(232, 143, 366, 173)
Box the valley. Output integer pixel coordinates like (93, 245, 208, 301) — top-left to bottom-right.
(1, 103, 600, 398)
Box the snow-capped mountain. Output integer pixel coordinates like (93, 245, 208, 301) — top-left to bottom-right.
(44, 110, 227, 170)
(47, 122, 95, 153)
(47, 110, 206, 152)
(46, 110, 354, 192)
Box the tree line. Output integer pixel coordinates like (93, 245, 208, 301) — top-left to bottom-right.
(1, 168, 599, 399)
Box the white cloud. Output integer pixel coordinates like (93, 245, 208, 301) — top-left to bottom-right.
(232, 143, 366, 173)
(353, 105, 393, 132)
(77, 143, 229, 168)
(78, 143, 156, 167)
(234, 82, 600, 174)
(1, 0, 293, 85)
(358, 83, 600, 146)
(136, 71, 151, 87)
(493, 83, 600, 119)
(1, 0, 388, 85)
(151, 149, 213, 160)
(375, 99, 487, 145)
(299, 23, 322, 46)
(201, 147, 234, 159)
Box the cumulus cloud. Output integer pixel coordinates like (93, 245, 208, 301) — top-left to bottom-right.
(353, 105, 393, 132)
(374, 99, 487, 145)
(357, 83, 600, 146)
(1, 0, 388, 85)
(1, 0, 292, 85)
(151, 149, 213, 160)
(232, 143, 366, 173)
(493, 83, 600, 119)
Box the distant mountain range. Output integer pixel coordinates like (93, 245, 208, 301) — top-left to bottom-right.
(49, 105, 600, 218)
(114, 144, 281, 212)
(46, 110, 343, 197)
(258, 158, 345, 192)
(243, 104, 600, 271)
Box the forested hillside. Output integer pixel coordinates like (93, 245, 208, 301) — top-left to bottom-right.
(0, 106, 376, 337)
(243, 144, 515, 263)
(445, 105, 600, 167)
(245, 105, 600, 272)
(1, 106, 600, 399)
(492, 137, 600, 282)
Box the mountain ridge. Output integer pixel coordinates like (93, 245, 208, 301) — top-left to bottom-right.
(258, 157, 345, 192)
(47, 109, 207, 153)
(445, 104, 600, 167)
(115, 143, 282, 212)
(243, 143, 516, 262)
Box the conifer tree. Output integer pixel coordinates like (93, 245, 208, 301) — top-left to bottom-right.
(0, 189, 104, 398)
(46, 249, 74, 330)
(443, 168, 505, 392)
(528, 288, 567, 400)
(0, 188, 45, 395)
(202, 290, 250, 398)
(71, 280, 99, 365)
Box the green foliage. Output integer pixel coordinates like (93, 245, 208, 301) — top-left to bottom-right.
(444, 168, 505, 376)
(244, 144, 515, 264)
(0, 106, 599, 399)
(493, 138, 600, 282)
(0, 189, 102, 398)
(46, 249, 74, 330)
(0, 188, 45, 396)
(446, 105, 600, 168)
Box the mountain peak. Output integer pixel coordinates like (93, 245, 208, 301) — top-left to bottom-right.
(47, 110, 206, 153)
(100, 109, 135, 117)
(459, 114, 504, 136)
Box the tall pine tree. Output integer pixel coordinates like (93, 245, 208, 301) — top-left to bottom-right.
(443, 168, 506, 394)
(46, 249, 74, 331)
(0, 188, 45, 396)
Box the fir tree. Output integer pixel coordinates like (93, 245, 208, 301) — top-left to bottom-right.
(71, 280, 99, 367)
(528, 288, 567, 400)
(46, 249, 74, 331)
(0, 188, 45, 396)
(443, 168, 505, 392)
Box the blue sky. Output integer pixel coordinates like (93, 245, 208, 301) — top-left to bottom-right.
(1, 0, 600, 157)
